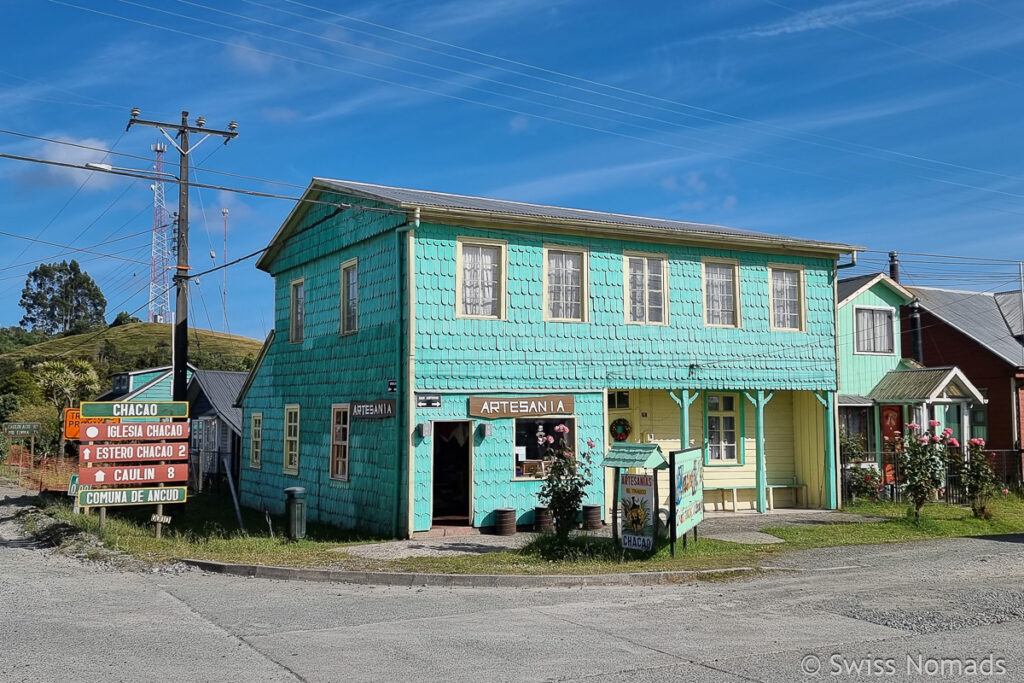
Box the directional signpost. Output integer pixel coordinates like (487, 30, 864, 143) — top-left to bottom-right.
(4, 421, 41, 462)
(76, 401, 190, 538)
(63, 408, 118, 440)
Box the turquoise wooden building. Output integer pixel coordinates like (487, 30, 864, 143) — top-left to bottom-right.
(237, 180, 858, 536)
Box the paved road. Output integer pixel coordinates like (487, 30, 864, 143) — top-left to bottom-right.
(2, 484, 1023, 682)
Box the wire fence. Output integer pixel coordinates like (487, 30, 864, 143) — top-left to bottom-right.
(0, 445, 77, 493)
(841, 449, 1023, 505)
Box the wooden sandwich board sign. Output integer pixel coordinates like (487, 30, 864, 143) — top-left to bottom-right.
(78, 463, 188, 486)
(79, 422, 189, 442)
(77, 486, 187, 508)
(80, 401, 189, 419)
(63, 408, 118, 440)
(79, 442, 189, 463)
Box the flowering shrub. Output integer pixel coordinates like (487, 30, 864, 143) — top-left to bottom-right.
(537, 423, 594, 541)
(962, 438, 998, 519)
(894, 423, 950, 519)
(847, 465, 882, 502)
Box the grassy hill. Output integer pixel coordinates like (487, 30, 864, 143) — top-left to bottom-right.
(0, 323, 263, 370)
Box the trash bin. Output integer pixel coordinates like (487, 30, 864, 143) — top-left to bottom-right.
(284, 486, 307, 540)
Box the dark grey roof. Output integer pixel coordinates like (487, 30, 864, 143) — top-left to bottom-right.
(314, 179, 860, 252)
(837, 274, 877, 304)
(191, 370, 247, 434)
(994, 290, 1023, 336)
(910, 286, 1024, 367)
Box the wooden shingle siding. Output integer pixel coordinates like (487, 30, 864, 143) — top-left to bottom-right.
(239, 195, 406, 534)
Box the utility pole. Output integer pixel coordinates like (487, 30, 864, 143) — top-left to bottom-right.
(222, 208, 229, 334)
(126, 109, 238, 401)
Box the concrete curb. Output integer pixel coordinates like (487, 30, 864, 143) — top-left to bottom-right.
(180, 558, 779, 587)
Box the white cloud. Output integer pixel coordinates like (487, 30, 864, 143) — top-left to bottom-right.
(223, 39, 278, 74)
(508, 115, 529, 133)
(729, 0, 958, 40)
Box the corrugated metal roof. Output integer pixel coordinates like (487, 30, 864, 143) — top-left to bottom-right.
(837, 275, 876, 304)
(838, 394, 873, 406)
(994, 290, 1023, 337)
(313, 179, 860, 252)
(192, 370, 247, 434)
(910, 286, 1024, 367)
(866, 367, 983, 402)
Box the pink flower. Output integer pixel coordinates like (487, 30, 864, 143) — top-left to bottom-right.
(930, 436, 940, 443)
(920, 437, 929, 444)
(942, 428, 953, 436)
(907, 423, 920, 431)
(948, 438, 959, 448)
(546, 435, 554, 444)
(970, 437, 986, 447)
(929, 420, 941, 427)
(586, 440, 595, 449)
(1004, 488, 1011, 496)
(883, 436, 890, 442)
(554, 424, 569, 434)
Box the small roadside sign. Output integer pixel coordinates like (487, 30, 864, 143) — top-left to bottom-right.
(3, 422, 40, 437)
(79, 422, 189, 442)
(80, 401, 189, 419)
(150, 514, 172, 525)
(79, 442, 189, 463)
(66, 474, 79, 496)
(78, 463, 188, 486)
(78, 486, 188, 508)
(63, 409, 118, 440)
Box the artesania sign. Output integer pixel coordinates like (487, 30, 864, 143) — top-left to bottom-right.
(80, 401, 189, 419)
(77, 486, 187, 508)
(468, 395, 575, 418)
(619, 473, 655, 551)
(78, 464, 188, 486)
(79, 422, 189, 442)
(351, 399, 396, 419)
(79, 442, 189, 463)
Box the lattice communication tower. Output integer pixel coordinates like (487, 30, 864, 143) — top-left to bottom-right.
(149, 143, 174, 323)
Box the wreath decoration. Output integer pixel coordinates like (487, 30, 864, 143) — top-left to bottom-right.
(609, 418, 632, 442)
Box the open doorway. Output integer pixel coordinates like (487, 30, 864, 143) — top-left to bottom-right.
(432, 421, 472, 526)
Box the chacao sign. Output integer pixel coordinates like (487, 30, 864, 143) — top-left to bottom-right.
(468, 395, 575, 418)
(80, 401, 190, 419)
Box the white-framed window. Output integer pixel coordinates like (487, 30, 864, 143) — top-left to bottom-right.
(513, 417, 576, 479)
(331, 403, 350, 481)
(289, 278, 305, 343)
(625, 253, 667, 324)
(854, 306, 895, 354)
(703, 260, 740, 327)
(457, 238, 506, 319)
(250, 412, 263, 469)
(769, 266, 803, 331)
(340, 259, 358, 335)
(544, 246, 587, 322)
(707, 394, 739, 463)
(283, 404, 300, 475)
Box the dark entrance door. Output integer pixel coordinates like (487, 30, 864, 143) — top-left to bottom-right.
(432, 421, 471, 525)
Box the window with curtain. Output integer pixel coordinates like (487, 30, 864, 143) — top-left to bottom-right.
(705, 262, 737, 326)
(547, 249, 584, 320)
(771, 268, 801, 330)
(284, 404, 300, 475)
(707, 394, 738, 462)
(461, 243, 502, 317)
(341, 261, 358, 334)
(626, 255, 665, 323)
(289, 279, 304, 342)
(854, 308, 894, 353)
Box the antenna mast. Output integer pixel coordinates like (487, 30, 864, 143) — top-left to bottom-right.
(149, 142, 173, 323)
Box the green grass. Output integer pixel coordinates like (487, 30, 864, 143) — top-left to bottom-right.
(0, 322, 262, 365)
(28, 493, 1024, 575)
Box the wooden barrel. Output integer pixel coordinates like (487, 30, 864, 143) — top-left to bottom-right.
(493, 507, 517, 536)
(582, 504, 602, 530)
(534, 505, 553, 532)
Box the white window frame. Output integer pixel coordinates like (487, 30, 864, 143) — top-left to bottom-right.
(330, 403, 350, 481)
(768, 264, 805, 332)
(543, 245, 588, 322)
(283, 404, 300, 475)
(702, 258, 742, 328)
(455, 237, 507, 320)
(706, 393, 740, 464)
(623, 251, 669, 325)
(340, 258, 358, 335)
(289, 278, 305, 343)
(250, 412, 262, 469)
(853, 305, 896, 356)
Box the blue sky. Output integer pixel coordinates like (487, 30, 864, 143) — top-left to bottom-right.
(2, 0, 1023, 340)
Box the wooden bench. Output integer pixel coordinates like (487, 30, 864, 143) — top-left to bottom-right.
(704, 483, 807, 511)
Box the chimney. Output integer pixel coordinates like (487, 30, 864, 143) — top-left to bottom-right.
(888, 251, 900, 283)
(909, 300, 924, 364)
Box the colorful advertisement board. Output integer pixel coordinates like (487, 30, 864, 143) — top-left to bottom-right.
(619, 472, 655, 551)
(673, 448, 704, 539)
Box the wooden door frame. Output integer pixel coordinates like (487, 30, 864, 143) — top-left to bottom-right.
(429, 419, 475, 525)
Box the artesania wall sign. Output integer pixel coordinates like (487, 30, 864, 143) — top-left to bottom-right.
(78, 463, 188, 486)
(351, 399, 396, 419)
(468, 395, 575, 418)
(79, 422, 189, 442)
(80, 401, 190, 419)
(77, 486, 188, 508)
(79, 442, 189, 463)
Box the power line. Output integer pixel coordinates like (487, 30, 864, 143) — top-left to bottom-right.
(0, 229, 151, 266)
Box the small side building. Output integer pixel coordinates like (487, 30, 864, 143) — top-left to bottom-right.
(187, 370, 247, 490)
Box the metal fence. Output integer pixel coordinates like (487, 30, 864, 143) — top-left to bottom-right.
(841, 449, 1022, 505)
(0, 445, 77, 493)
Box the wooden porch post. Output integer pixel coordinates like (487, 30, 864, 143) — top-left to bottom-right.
(744, 390, 774, 513)
(815, 391, 838, 510)
(669, 389, 699, 449)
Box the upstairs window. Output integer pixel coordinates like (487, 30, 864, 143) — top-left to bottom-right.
(458, 240, 505, 319)
(289, 279, 305, 342)
(340, 260, 358, 334)
(283, 404, 300, 475)
(854, 307, 894, 354)
(545, 247, 586, 321)
(626, 254, 666, 324)
(770, 267, 803, 331)
(704, 261, 739, 327)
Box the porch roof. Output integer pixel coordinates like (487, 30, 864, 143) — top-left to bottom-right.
(838, 394, 873, 406)
(867, 367, 985, 404)
(603, 442, 667, 470)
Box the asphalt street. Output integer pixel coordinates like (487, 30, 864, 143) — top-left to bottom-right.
(2, 483, 1023, 682)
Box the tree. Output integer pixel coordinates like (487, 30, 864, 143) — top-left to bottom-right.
(0, 370, 42, 404)
(109, 311, 141, 327)
(34, 359, 100, 458)
(0, 326, 48, 354)
(20, 260, 106, 335)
